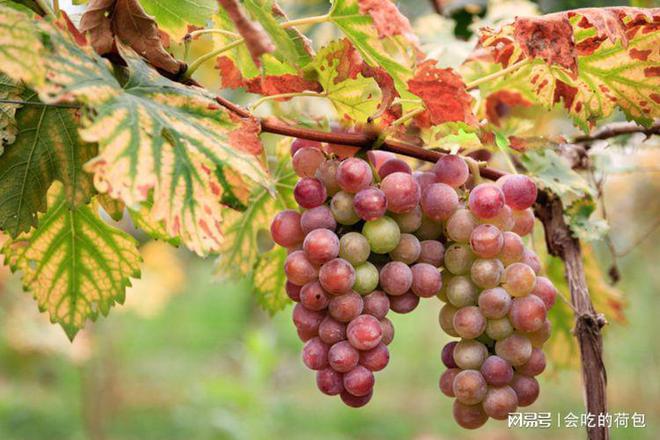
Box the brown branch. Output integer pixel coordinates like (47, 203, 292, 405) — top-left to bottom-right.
(573, 120, 660, 143)
(535, 193, 609, 440)
(217, 0, 274, 65)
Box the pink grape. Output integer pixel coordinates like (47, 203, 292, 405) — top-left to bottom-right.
(270, 210, 304, 248)
(499, 231, 524, 266)
(511, 208, 535, 236)
(499, 174, 537, 210)
(362, 290, 390, 320)
(389, 291, 420, 314)
(302, 337, 330, 370)
(441, 341, 458, 368)
(336, 158, 373, 193)
(284, 250, 318, 286)
(453, 339, 488, 369)
(294, 177, 327, 209)
(330, 191, 360, 225)
(433, 155, 469, 188)
(469, 224, 504, 258)
(316, 368, 344, 395)
(347, 315, 383, 350)
(410, 263, 443, 297)
(503, 262, 537, 297)
(510, 374, 540, 406)
(509, 295, 547, 332)
(470, 258, 504, 289)
(480, 355, 514, 386)
(300, 281, 331, 311)
(300, 205, 337, 234)
(303, 228, 339, 265)
(290, 138, 322, 156)
(439, 304, 459, 337)
(446, 208, 477, 244)
(315, 159, 341, 196)
(318, 317, 346, 345)
(380, 172, 421, 213)
(521, 248, 542, 274)
(527, 319, 551, 347)
(297, 327, 316, 342)
(379, 261, 413, 296)
(495, 333, 532, 367)
(468, 183, 505, 219)
(343, 366, 375, 397)
(532, 276, 558, 310)
(482, 204, 514, 231)
(453, 369, 488, 405)
(421, 183, 459, 221)
(378, 158, 412, 178)
(380, 318, 395, 345)
(340, 389, 373, 407)
(285, 281, 302, 302)
(482, 386, 518, 420)
(389, 233, 421, 264)
(478, 287, 512, 319)
(293, 147, 325, 177)
(439, 368, 461, 397)
(328, 291, 363, 322)
(452, 401, 489, 429)
(453, 306, 486, 339)
(391, 206, 423, 233)
(418, 240, 444, 267)
(516, 348, 546, 376)
(353, 187, 387, 221)
(328, 341, 359, 372)
(415, 215, 444, 240)
(366, 150, 396, 172)
(292, 303, 324, 334)
(319, 258, 356, 294)
(413, 171, 437, 194)
(359, 343, 390, 371)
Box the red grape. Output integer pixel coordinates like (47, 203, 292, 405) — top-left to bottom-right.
(503, 262, 537, 297)
(453, 306, 486, 339)
(442, 341, 458, 368)
(362, 290, 390, 320)
(468, 183, 505, 219)
(315, 159, 341, 196)
(318, 316, 346, 345)
(270, 210, 304, 248)
(509, 295, 547, 333)
(359, 343, 390, 371)
(453, 339, 488, 369)
(521, 248, 542, 274)
(418, 240, 444, 267)
(292, 303, 324, 334)
(413, 170, 437, 194)
(380, 318, 394, 345)
(285, 281, 302, 302)
(480, 355, 514, 386)
(389, 291, 420, 314)
(469, 224, 504, 258)
(381, 172, 421, 213)
(511, 208, 535, 236)
(294, 177, 327, 209)
(516, 348, 546, 376)
(302, 337, 330, 370)
(378, 158, 412, 178)
(303, 228, 339, 265)
(446, 208, 477, 244)
(353, 187, 387, 221)
(478, 287, 512, 319)
(470, 258, 504, 289)
(284, 250, 318, 286)
(446, 276, 478, 307)
(293, 147, 325, 177)
(439, 368, 461, 397)
(340, 389, 373, 407)
(510, 374, 540, 406)
(433, 155, 469, 188)
(379, 261, 413, 296)
(347, 315, 383, 350)
(527, 319, 551, 347)
(291, 138, 322, 156)
(336, 158, 373, 193)
(499, 174, 537, 210)
(452, 401, 489, 429)
(330, 191, 360, 225)
(532, 276, 557, 310)
(300, 205, 337, 234)
(495, 333, 532, 366)
(421, 183, 459, 221)
(343, 365, 375, 397)
(319, 258, 356, 294)
(453, 369, 487, 405)
(391, 206, 423, 233)
(328, 291, 363, 322)
(300, 281, 331, 311)
(328, 340, 359, 372)
(482, 385, 518, 420)
(389, 233, 421, 264)
(410, 263, 443, 298)
(499, 231, 524, 266)
(316, 368, 344, 395)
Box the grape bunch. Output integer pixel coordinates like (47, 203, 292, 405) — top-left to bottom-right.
(271, 139, 444, 407)
(436, 171, 558, 429)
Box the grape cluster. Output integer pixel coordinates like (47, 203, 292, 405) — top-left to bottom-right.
(436, 171, 558, 429)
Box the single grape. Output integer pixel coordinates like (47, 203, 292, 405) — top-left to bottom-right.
(319, 258, 356, 294)
(453, 306, 486, 339)
(389, 233, 421, 264)
(453, 369, 488, 405)
(433, 155, 469, 188)
(510, 374, 540, 407)
(270, 210, 304, 248)
(439, 368, 461, 397)
(300, 205, 337, 234)
(415, 215, 444, 240)
(378, 158, 412, 178)
(330, 191, 361, 226)
(340, 389, 373, 407)
(468, 183, 505, 219)
(509, 295, 547, 333)
(380, 172, 421, 214)
(411, 263, 443, 298)
(328, 291, 363, 322)
(291, 138, 322, 156)
(336, 158, 373, 193)
(499, 174, 537, 210)
(389, 291, 420, 314)
(367, 150, 396, 172)
(470, 224, 504, 258)
(521, 248, 542, 274)
(359, 343, 389, 371)
(302, 337, 330, 370)
(503, 262, 537, 297)
(347, 315, 383, 350)
(316, 368, 344, 395)
(380, 318, 395, 345)
(532, 276, 557, 310)
(390, 206, 423, 233)
(315, 159, 341, 196)
(499, 231, 524, 266)
(418, 240, 445, 267)
(482, 204, 514, 231)
(470, 258, 504, 289)
(285, 281, 302, 302)
(379, 261, 413, 296)
(339, 232, 370, 266)
(452, 401, 489, 429)
(445, 243, 476, 275)
(453, 339, 488, 369)
(486, 317, 514, 341)
(446, 276, 478, 307)
(362, 216, 401, 254)
(300, 281, 331, 311)
(495, 333, 533, 367)
(527, 319, 551, 347)
(439, 304, 459, 337)
(413, 171, 437, 194)
(352, 262, 379, 295)
(297, 327, 316, 342)
(478, 287, 512, 319)
(441, 341, 459, 368)
(292, 303, 324, 334)
(481, 355, 514, 386)
(353, 187, 387, 221)
(285, 250, 318, 286)
(343, 365, 375, 397)
(318, 316, 346, 345)
(362, 290, 390, 320)
(516, 348, 546, 376)
(482, 386, 519, 420)
(511, 208, 535, 236)
(446, 208, 477, 244)
(421, 183, 459, 221)
(294, 177, 327, 209)
(303, 228, 340, 265)
(328, 340, 359, 373)
(293, 147, 325, 177)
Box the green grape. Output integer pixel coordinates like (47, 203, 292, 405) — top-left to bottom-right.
(362, 216, 401, 254)
(353, 262, 379, 295)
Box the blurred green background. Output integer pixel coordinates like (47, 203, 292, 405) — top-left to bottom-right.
(1, 0, 658, 439)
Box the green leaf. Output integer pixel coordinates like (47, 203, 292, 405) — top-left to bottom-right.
(0, 89, 96, 238)
(140, 0, 218, 39)
(0, 74, 23, 149)
(565, 198, 609, 242)
(0, 5, 47, 88)
(2, 183, 142, 340)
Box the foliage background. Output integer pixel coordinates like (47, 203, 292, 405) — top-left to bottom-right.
(0, 0, 658, 439)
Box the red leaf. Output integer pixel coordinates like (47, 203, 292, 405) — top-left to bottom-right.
(407, 60, 477, 127)
(513, 14, 577, 74)
(485, 90, 532, 126)
(228, 114, 263, 156)
(358, 0, 418, 44)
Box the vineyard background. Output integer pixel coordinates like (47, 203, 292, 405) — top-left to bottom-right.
(0, 0, 658, 439)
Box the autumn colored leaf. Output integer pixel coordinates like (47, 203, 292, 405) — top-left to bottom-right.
(0, 74, 23, 149)
(218, 0, 274, 66)
(98, 193, 125, 221)
(140, 0, 218, 40)
(2, 183, 141, 340)
(0, 5, 47, 88)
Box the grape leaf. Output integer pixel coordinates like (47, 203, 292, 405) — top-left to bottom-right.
(140, 0, 218, 40)
(462, 8, 660, 131)
(2, 182, 141, 340)
(0, 89, 96, 238)
(215, 139, 296, 313)
(0, 74, 23, 149)
(98, 193, 125, 221)
(0, 5, 46, 88)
